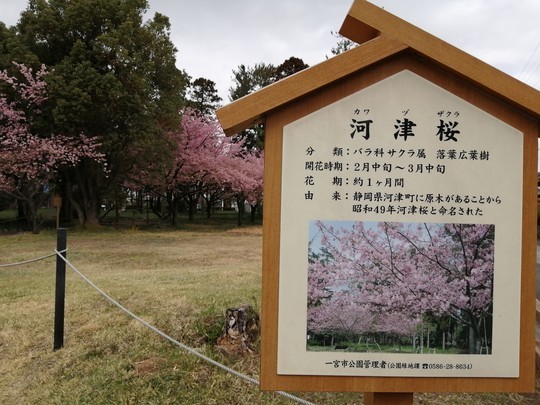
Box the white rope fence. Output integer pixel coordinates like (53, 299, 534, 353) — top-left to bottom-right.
(1, 244, 317, 404)
(52, 250, 317, 405)
(0, 249, 67, 268)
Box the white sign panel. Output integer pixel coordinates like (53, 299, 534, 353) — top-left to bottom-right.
(278, 70, 523, 377)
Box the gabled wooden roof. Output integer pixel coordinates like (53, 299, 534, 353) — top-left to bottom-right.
(217, 0, 540, 136)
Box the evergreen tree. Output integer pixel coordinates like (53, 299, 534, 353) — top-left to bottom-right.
(228, 57, 308, 151)
(187, 77, 222, 116)
(16, 0, 189, 225)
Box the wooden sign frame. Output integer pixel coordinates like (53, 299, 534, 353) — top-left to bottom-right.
(259, 53, 537, 394)
(217, 0, 539, 398)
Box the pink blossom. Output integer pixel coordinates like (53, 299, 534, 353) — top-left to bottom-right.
(307, 220, 494, 347)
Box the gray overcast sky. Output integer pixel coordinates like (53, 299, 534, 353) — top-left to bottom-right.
(1, 0, 539, 101)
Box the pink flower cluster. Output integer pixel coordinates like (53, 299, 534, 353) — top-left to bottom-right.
(0, 63, 105, 192)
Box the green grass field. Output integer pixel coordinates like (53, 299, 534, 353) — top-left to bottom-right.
(0, 226, 538, 404)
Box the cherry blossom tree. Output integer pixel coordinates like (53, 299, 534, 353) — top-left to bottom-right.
(308, 290, 376, 342)
(131, 109, 263, 226)
(0, 63, 105, 233)
(221, 150, 264, 226)
(307, 220, 494, 354)
(165, 110, 231, 224)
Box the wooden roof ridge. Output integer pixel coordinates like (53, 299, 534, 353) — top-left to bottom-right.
(218, 34, 407, 135)
(217, 0, 540, 136)
(341, 0, 540, 118)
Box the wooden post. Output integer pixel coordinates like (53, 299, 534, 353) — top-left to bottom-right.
(364, 392, 413, 405)
(53, 228, 67, 350)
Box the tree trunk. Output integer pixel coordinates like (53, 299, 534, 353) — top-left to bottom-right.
(66, 178, 85, 225)
(442, 331, 446, 351)
(26, 199, 40, 234)
(206, 198, 212, 219)
(186, 195, 197, 221)
(171, 201, 178, 226)
(84, 201, 99, 226)
(468, 326, 476, 354)
(82, 176, 100, 226)
(69, 162, 102, 227)
(427, 325, 430, 351)
(17, 199, 25, 219)
(468, 322, 482, 354)
(250, 203, 257, 222)
(115, 204, 121, 225)
(168, 192, 178, 226)
(236, 196, 245, 227)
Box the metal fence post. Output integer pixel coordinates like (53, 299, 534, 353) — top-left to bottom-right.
(54, 228, 67, 350)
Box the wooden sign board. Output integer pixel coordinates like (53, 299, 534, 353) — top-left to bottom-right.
(217, 0, 539, 397)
